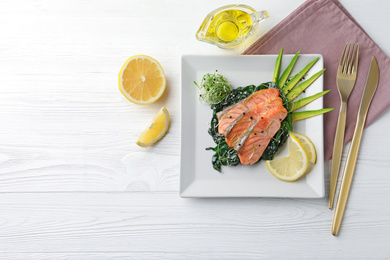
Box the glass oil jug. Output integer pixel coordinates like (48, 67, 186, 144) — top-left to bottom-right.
(196, 4, 269, 49)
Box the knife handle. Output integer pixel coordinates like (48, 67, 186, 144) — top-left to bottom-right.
(329, 101, 347, 209)
(331, 113, 366, 236)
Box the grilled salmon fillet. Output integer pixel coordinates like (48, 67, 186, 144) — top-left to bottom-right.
(217, 88, 287, 165)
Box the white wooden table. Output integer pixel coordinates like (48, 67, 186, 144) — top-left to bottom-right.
(1, 0, 390, 258)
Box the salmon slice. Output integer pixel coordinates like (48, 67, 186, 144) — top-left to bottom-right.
(232, 119, 259, 153)
(218, 89, 281, 137)
(238, 122, 272, 165)
(217, 103, 249, 136)
(225, 101, 278, 149)
(244, 88, 281, 108)
(217, 102, 244, 121)
(238, 105, 287, 165)
(216, 88, 288, 165)
(225, 113, 255, 148)
(225, 91, 284, 149)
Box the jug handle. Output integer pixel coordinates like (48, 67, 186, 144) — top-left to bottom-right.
(251, 10, 269, 23)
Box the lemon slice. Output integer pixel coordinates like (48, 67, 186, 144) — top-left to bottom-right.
(266, 133, 309, 181)
(119, 55, 166, 105)
(136, 107, 169, 147)
(290, 132, 317, 164)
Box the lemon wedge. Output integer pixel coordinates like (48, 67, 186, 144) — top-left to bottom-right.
(290, 132, 317, 164)
(136, 107, 169, 147)
(266, 133, 309, 181)
(119, 55, 166, 105)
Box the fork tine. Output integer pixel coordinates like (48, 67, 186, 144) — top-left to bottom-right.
(339, 43, 349, 69)
(347, 44, 357, 74)
(346, 44, 354, 74)
(343, 43, 352, 73)
(352, 44, 359, 74)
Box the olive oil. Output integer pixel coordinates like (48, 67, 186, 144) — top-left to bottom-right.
(205, 9, 253, 44)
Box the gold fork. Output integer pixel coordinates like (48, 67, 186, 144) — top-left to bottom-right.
(329, 43, 359, 209)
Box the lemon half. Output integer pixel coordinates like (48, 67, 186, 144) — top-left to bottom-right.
(119, 55, 166, 105)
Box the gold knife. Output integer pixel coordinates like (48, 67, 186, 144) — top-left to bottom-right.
(332, 56, 379, 236)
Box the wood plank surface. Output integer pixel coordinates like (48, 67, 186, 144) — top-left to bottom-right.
(0, 0, 390, 258)
(0, 0, 305, 192)
(0, 191, 389, 258)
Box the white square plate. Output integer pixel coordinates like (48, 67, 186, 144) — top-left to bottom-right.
(180, 54, 325, 198)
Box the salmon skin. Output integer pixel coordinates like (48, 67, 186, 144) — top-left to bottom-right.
(217, 88, 288, 165)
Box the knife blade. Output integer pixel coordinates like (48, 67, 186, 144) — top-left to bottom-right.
(332, 56, 379, 236)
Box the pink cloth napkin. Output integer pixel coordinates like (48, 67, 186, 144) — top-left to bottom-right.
(243, 0, 390, 161)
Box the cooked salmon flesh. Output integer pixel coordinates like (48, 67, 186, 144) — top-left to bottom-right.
(217, 88, 287, 165)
